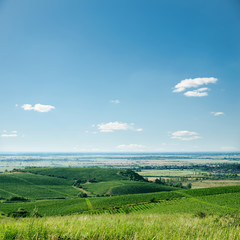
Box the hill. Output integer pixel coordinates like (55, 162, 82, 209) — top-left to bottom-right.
(17, 167, 145, 182)
(0, 172, 79, 200)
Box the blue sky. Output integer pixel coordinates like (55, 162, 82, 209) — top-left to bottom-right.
(0, 0, 239, 152)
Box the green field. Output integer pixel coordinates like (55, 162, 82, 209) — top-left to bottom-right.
(1, 185, 240, 217)
(83, 180, 177, 195)
(0, 173, 79, 199)
(1, 167, 240, 239)
(18, 167, 133, 182)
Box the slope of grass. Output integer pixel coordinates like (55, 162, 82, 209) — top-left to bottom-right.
(1, 213, 240, 240)
(181, 185, 240, 197)
(82, 181, 127, 195)
(109, 182, 177, 195)
(0, 198, 89, 216)
(82, 180, 177, 195)
(0, 173, 79, 200)
(1, 185, 240, 217)
(18, 167, 130, 182)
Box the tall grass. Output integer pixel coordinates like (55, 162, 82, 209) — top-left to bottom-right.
(1, 213, 240, 239)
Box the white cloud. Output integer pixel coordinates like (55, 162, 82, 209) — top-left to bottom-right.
(170, 130, 201, 141)
(97, 121, 142, 133)
(110, 99, 120, 104)
(12, 131, 17, 133)
(21, 104, 55, 112)
(117, 144, 145, 151)
(1, 134, 18, 137)
(184, 87, 209, 97)
(211, 112, 224, 116)
(173, 77, 218, 93)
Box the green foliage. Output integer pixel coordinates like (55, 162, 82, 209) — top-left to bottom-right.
(78, 192, 87, 198)
(119, 169, 146, 181)
(195, 211, 207, 218)
(8, 208, 29, 218)
(0, 213, 239, 239)
(8, 196, 28, 202)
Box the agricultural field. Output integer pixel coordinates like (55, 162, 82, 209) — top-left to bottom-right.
(139, 169, 207, 177)
(82, 180, 177, 195)
(0, 172, 79, 199)
(0, 166, 240, 239)
(192, 180, 240, 188)
(139, 168, 240, 189)
(18, 167, 128, 182)
(1, 185, 240, 217)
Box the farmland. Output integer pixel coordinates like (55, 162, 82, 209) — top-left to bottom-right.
(0, 157, 240, 239)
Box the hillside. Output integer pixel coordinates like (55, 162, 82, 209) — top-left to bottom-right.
(17, 167, 145, 182)
(0, 172, 79, 200)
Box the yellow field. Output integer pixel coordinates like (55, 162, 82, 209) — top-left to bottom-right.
(192, 180, 240, 188)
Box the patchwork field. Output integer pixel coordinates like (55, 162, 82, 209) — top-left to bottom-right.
(0, 166, 240, 239)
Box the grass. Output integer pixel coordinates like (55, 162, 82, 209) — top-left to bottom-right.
(109, 182, 177, 195)
(18, 167, 130, 182)
(0, 198, 89, 216)
(1, 185, 240, 217)
(0, 173, 79, 200)
(1, 213, 240, 239)
(83, 180, 177, 195)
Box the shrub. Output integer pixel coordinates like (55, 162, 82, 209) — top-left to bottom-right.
(9, 208, 29, 218)
(8, 196, 28, 202)
(195, 211, 207, 218)
(78, 192, 88, 198)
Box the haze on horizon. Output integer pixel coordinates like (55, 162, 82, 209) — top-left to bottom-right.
(0, 0, 239, 153)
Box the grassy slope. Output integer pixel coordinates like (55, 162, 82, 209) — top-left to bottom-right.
(109, 182, 177, 195)
(19, 167, 128, 182)
(0, 173, 79, 199)
(1, 213, 239, 240)
(83, 180, 177, 195)
(1, 185, 240, 216)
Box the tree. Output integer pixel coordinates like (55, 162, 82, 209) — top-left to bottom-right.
(187, 183, 192, 189)
(78, 192, 87, 198)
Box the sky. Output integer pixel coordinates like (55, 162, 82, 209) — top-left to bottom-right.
(0, 0, 240, 152)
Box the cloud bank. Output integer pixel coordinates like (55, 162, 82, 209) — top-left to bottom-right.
(21, 104, 55, 112)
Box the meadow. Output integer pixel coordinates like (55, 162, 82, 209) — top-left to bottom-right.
(1, 213, 240, 240)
